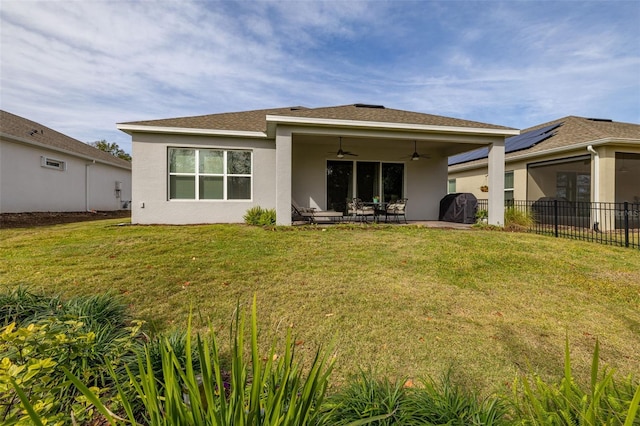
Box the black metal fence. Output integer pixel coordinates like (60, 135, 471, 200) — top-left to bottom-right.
(476, 199, 640, 250)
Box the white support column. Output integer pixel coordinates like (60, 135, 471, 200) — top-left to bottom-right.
(275, 126, 292, 225)
(487, 139, 505, 226)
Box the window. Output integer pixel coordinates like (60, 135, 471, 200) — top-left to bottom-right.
(504, 171, 514, 201)
(168, 148, 251, 200)
(41, 156, 66, 171)
(448, 179, 456, 194)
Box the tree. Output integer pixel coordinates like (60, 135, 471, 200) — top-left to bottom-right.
(89, 140, 132, 162)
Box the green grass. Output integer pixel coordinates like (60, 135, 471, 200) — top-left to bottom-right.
(1, 219, 639, 396)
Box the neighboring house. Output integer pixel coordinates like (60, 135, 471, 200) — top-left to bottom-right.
(117, 104, 518, 225)
(0, 110, 132, 213)
(448, 116, 640, 207)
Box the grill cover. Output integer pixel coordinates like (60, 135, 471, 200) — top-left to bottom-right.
(439, 193, 478, 224)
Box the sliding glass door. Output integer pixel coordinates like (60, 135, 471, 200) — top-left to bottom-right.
(356, 162, 380, 202)
(327, 160, 404, 212)
(327, 161, 353, 213)
(382, 163, 404, 203)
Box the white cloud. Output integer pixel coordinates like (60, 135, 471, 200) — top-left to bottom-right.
(1, 0, 638, 153)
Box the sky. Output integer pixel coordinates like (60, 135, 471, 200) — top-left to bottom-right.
(1, 0, 639, 155)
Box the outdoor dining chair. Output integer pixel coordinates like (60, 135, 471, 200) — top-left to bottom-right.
(385, 198, 408, 223)
(347, 198, 375, 222)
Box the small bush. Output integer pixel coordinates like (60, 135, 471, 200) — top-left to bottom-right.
(243, 206, 276, 226)
(476, 209, 489, 222)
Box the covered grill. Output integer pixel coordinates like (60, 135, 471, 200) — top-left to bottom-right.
(439, 193, 478, 224)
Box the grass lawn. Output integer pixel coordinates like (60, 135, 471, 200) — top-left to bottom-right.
(1, 219, 639, 395)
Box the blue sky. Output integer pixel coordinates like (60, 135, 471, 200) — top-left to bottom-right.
(1, 0, 639, 154)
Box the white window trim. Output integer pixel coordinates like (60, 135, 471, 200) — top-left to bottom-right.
(168, 148, 253, 201)
(505, 170, 514, 199)
(448, 178, 456, 194)
(41, 156, 66, 171)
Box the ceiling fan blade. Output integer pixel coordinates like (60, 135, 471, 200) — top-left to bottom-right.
(344, 151, 358, 156)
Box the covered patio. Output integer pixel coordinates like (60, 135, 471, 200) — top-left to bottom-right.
(271, 105, 518, 226)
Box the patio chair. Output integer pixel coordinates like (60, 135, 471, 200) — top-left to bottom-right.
(385, 198, 408, 223)
(292, 200, 343, 224)
(347, 198, 375, 223)
(292, 203, 314, 223)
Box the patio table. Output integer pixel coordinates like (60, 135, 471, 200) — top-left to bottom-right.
(363, 201, 389, 223)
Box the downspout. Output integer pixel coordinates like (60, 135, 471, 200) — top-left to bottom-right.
(85, 161, 95, 212)
(586, 146, 599, 231)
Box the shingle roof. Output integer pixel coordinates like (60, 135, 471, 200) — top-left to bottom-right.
(119, 104, 515, 133)
(1, 110, 131, 169)
(448, 116, 640, 169)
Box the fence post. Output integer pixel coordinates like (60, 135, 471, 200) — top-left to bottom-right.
(624, 202, 629, 248)
(554, 199, 559, 238)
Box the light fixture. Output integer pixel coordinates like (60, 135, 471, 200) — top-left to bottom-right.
(331, 137, 357, 158)
(411, 140, 420, 161)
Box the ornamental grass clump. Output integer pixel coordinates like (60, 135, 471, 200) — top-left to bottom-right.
(320, 371, 507, 425)
(504, 207, 534, 231)
(511, 337, 640, 425)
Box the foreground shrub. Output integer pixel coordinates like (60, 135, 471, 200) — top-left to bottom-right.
(0, 288, 143, 425)
(1, 318, 143, 425)
(62, 296, 334, 425)
(244, 206, 276, 226)
(511, 337, 640, 425)
(320, 371, 506, 425)
(319, 371, 408, 425)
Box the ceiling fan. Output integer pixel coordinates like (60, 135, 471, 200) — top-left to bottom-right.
(406, 140, 429, 161)
(330, 137, 358, 158)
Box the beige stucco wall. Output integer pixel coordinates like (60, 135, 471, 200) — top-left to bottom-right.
(0, 138, 131, 213)
(448, 161, 527, 201)
(130, 132, 276, 225)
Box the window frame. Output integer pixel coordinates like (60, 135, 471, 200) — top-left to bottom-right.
(167, 148, 252, 201)
(41, 156, 66, 171)
(504, 170, 514, 201)
(448, 178, 457, 194)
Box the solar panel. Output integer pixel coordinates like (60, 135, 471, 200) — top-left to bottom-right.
(505, 122, 562, 154)
(448, 122, 563, 166)
(448, 147, 489, 166)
